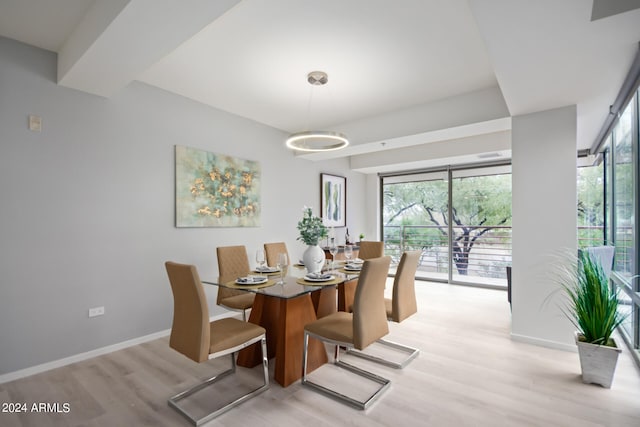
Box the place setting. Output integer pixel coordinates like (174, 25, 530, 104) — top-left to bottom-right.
(254, 249, 282, 275)
(227, 274, 274, 289)
(254, 266, 280, 274)
(340, 252, 364, 274)
(296, 271, 342, 286)
(342, 263, 362, 272)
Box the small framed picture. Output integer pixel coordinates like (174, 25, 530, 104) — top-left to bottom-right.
(320, 173, 346, 227)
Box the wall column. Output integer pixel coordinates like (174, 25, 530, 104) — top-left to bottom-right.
(511, 105, 577, 350)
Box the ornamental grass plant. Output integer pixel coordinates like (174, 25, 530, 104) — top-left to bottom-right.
(557, 250, 626, 346)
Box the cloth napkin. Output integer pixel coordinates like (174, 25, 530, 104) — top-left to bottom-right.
(256, 266, 278, 272)
(237, 276, 263, 283)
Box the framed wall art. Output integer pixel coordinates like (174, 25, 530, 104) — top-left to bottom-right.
(175, 145, 261, 227)
(320, 173, 346, 227)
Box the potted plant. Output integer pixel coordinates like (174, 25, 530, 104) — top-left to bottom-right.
(556, 250, 627, 388)
(297, 207, 328, 274)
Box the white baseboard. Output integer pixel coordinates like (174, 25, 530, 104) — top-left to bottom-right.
(510, 333, 577, 353)
(0, 312, 237, 384)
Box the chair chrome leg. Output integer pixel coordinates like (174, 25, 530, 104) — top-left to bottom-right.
(301, 331, 390, 410)
(168, 335, 270, 426)
(346, 338, 419, 369)
(302, 331, 309, 381)
(261, 337, 269, 386)
(230, 352, 237, 371)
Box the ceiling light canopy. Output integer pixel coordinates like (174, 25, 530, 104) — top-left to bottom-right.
(286, 71, 349, 152)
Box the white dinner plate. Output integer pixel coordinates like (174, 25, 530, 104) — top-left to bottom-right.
(235, 276, 268, 285)
(254, 266, 280, 273)
(304, 274, 335, 282)
(344, 265, 362, 271)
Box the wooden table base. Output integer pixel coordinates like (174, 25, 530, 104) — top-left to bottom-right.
(338, 278, 358, 312)
(237, 291, 328, 387)
(310, 286, 336, 318)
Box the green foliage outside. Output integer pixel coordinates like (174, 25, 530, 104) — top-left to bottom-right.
(384, 165, 606, 279)
(383, 174, 512, 276)
(577, 164, 605, 248)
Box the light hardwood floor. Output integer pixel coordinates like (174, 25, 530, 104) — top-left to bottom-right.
(1, 281, 639, 427)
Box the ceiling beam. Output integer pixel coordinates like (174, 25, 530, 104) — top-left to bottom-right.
(591, 0, 640, 21)
(57, 0, 241, 97)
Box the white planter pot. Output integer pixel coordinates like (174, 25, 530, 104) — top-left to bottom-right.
(575, 332, 622, 388)
(302, 245, 325, 274)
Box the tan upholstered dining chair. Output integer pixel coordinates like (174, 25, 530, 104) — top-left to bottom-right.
(264, 242, 289, 267)
(386, 250, 420, 323)
(348, 250, 421, 369)
(339, 240, 385, 312)
(302, 256, 392, 409)
(357, 240, 385, 260)
(216, 245, 255, 321)
(165, 261, 269, 426)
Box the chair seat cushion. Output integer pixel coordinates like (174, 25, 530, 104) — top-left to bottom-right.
(220, 293, 255, 310)
(305, 311, 354, 345)
(209, 317, 265, 354)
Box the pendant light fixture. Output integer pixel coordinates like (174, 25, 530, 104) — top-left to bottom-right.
(286, 71, 349, 152)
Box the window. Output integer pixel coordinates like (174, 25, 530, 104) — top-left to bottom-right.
(602, 88, 640, 362)
(381, 165, 512, 287)
(577, 163, 604, 248)
(613, 101, 636, 279)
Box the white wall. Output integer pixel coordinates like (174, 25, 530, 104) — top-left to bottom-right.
(0, 37, 366, 375)
(364, 173, 381, 241)
(511, 105, 577, 350)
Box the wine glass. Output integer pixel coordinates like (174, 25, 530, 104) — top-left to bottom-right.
(329, 239, 338, 270)
(256, 249, 266, 272)
(344, 244, 353, 265)
(276, 253, 288, 285)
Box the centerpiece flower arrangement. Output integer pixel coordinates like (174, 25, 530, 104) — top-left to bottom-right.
(297, 207, 328, 274)
(297, 206, 328, 245)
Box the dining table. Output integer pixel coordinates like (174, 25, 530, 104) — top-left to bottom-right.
(203, 262, 361, 387)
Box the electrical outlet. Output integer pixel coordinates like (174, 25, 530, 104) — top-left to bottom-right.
(88, 306, 105, 318)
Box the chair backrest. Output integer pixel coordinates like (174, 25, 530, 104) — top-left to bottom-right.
(353, 256, 391, 350)
(358, 241, 384, 260)
(264, 242, 289, 267)
(165, 262, 210, 363)
(391, 250, 421, 322)
(216, 245, 251, 303)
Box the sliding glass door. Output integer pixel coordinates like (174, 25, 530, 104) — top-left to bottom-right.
(383, 171, 449, 281)
(450, 169, 512, 285)
(381, 165, 512, 287)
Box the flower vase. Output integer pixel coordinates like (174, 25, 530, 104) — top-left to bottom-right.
(303, 245, 325, 274)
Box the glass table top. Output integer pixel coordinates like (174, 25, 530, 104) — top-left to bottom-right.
(203, 265, 358, 299)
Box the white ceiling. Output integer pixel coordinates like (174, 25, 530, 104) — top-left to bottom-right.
(1, 0, 639, 171)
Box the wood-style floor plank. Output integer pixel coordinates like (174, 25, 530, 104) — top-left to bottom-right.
(1, 280, 639, 426)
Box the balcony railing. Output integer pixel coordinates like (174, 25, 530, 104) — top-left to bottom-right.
(384, 225, 604, 284)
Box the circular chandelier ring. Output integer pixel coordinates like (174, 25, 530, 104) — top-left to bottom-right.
(285, 131, 349, 152)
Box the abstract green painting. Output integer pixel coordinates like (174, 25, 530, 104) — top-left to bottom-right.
(175, 146, 261, 227)
(320, 173, 346, 227)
